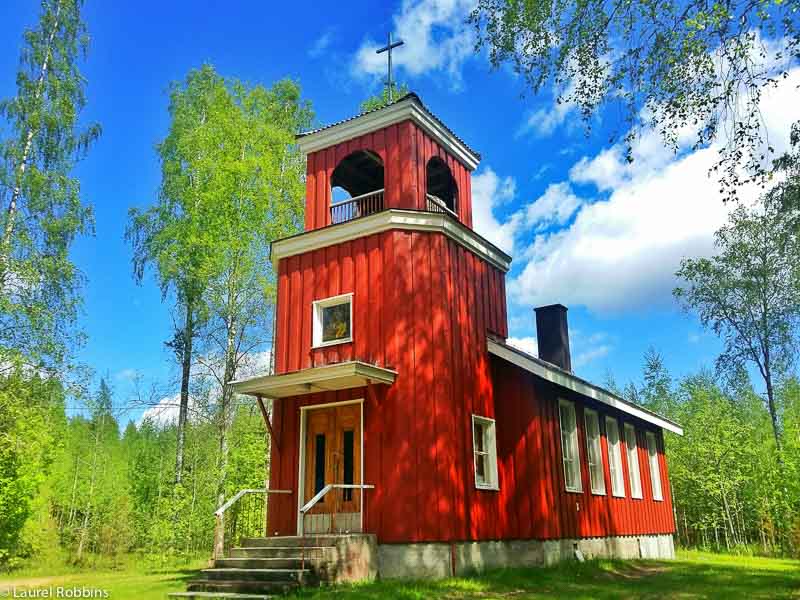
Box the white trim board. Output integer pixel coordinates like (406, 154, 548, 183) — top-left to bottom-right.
(271, 209, 512, 273)
(297, 97, 480, 170)
(230, 361, 397, 398)
(487, 338, 684, 436)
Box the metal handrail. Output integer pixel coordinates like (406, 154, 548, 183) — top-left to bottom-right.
(331, 188, 385, 205)
(299, 483, 374, 540)
(213, 488, 291, 559)
(300, 483, 374, 514)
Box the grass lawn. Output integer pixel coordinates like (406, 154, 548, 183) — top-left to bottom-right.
(0, 557, 205, 600)
(1, 550, 798, 599)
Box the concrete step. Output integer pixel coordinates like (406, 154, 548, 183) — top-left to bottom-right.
(168, 592, 274, 600)
(201, 568, 311, 583)
(186, 580, 297, 595)
(215, 557, 318, 570)
(239, 535, 353, 548)
(230, 546, 334, 559)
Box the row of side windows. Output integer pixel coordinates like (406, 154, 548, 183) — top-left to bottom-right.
(468, 407, 663, 499)
(559, 399, 663, 501)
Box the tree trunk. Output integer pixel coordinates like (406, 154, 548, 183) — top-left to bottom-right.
(0, 0, 63, 278)
(175, 300, 193, 485)
(77, 413, 103, 562)
(217, 306, 238, 509)
(764, 371, 784, 460)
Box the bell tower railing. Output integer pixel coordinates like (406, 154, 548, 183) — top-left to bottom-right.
(330, 189, 384, 224)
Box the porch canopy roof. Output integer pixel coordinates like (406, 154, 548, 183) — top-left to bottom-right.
(230, 361, 397, 399)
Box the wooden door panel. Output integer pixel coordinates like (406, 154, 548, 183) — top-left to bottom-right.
(303, 404, 362, 516)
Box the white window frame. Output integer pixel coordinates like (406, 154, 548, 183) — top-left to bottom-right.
(584, 408, 606, 495)
(624, 423, 643, 499)
(471, 415, 499, 491)
(312, 293, 353, 348)
(605, 416, 625, 498)
(558, 399, 583, 493)
(646, 431, 664, 501)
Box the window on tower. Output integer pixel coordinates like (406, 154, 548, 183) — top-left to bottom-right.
(330, 150, 384, 224)
(312, 293, 353, 348)
(426, 156, 458, 215)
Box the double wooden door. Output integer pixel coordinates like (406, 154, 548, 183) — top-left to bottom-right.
(303, 403, 361, 516)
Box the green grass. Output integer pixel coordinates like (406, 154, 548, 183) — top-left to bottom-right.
(0, 557, 205, 600)
(291, 550, 800, 600)
(0, 550, 798, 599)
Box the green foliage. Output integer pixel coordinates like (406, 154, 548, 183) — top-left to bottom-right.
(469, 0, 799, 196)
(0, 0, 100, 371)
(627, 350, 800, 556)
(0, 367, 65, 566)
(360, 83, 410, 113)
(675, 193, 800, 459)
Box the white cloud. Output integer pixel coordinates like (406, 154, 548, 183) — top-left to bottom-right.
(507, 66, 800, 313)
(518, 99, 577, 138)
(352, 0, 476, 87)
(309, 30, 335, 58)
(507, 336, 538, 357)
(140, 393, 183, 426)
(571, 330, 613, 369)
(522, 182, 583, 231)
(114, 368, 138, 382)
(573, 345, 611, 369)
(471, 167, 519, 254)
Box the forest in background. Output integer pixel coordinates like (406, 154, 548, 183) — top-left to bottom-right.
(2, 0, 800, 572)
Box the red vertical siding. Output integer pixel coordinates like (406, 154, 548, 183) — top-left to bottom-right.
(302, 120, 478, 233)
(266, 229, 674, 543)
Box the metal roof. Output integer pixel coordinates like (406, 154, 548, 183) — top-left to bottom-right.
(488, 336, 684, 435)
(297, 92, 481, 162)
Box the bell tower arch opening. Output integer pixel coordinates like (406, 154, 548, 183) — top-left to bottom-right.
(330, 150, 385, 223)
(426, 156, 458, 215)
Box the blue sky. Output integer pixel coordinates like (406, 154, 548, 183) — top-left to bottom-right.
(3, 1, 797, 419)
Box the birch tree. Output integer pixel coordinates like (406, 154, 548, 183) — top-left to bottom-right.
(470, 0, 798, 197)
(126, 66, 225, 485)
(0, 0, 100, 369)
(675, 195, 800, 461)
(189, 77, 311, 506)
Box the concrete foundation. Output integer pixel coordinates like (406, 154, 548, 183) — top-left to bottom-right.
(377, 533, 675, 579)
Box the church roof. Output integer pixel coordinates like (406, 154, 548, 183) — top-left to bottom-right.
(487, 336, 684, 435)
(296, 93, 481, 169)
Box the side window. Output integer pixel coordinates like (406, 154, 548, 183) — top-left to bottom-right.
(624, 423, 643, 499)
(558, 399, 582, 492)
(312, 293, 353, 348)
(605, 417, 625, 497)
(646, 431, 664, 501)
(584, 409, 606, 495)
(472, 415, 499, 490)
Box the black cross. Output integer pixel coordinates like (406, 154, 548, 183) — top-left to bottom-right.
(376, 32, 405, 102)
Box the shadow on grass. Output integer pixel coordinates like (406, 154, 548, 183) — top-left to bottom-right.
(289, 554, 800, 599)
(157, 567, 201, 584)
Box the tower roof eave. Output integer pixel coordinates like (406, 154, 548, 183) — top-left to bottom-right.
(296, 93, 481, 171)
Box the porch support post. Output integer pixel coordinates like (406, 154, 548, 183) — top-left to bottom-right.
(256, 395, 280, 454)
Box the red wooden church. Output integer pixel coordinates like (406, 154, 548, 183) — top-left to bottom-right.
(229, 93, 684, 580)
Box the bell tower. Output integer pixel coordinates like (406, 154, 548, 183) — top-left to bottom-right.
(297, 93, 479, 231)
(235, 94, 511, 541)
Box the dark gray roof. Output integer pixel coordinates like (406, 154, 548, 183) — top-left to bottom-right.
(297, 92, 481, 161)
